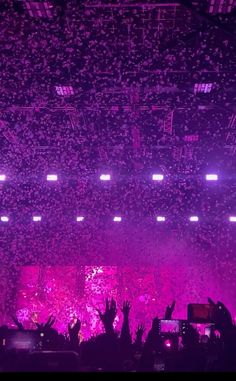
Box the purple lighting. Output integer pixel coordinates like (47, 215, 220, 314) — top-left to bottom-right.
(0, 174, 6, 181)
(47, 174, 58, 181)
(1, 216, 9, 222)
(152, 174, 164, 181)
(156, 216, 165, 222)
(2, 1, 236, 368)
(33, 216, 42, 222)
(206, 174, 218, 181)
(113, 216, 122, 222)
(100, 174, 111, 181)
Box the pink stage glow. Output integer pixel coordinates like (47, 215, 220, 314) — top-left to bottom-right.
(229, 216, 236, 222)
(13, 265, 159, 339)
(1, 225, 236, 341)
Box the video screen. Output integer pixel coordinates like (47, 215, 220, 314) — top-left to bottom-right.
(159, 320, 180, 334)
(2, 330, 40, 351)
(188, 304, 215, 323)
(190, 323, 212, 336)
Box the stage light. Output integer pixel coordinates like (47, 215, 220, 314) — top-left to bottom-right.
(55, 86, 74, 96)
(76, 216, 84, 222)
(113, 216, 122, 222)
(229, 216, 236, 222)
(184, 135, 199, 142)
(208, 0, 235, 15)
(156, 216, 165, 222)
(206, 174, 218, 181)
(33, 216, 41, 222)
(1, 216, 9, 222)
(194, 83, 213, 94)
(24, 1, 54, 18)
(100, 174, 111, 181)
(189, 216, 199, 222)
(152, 174, 164, 181)
(164, 339, 172, 348)
(0, 174, 6, 181)
(47, 174, 58, 181)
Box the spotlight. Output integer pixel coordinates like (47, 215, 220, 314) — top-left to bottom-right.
(156, 216, 165, 222)
(206, 174, 218, 181)
(33, 216, 42, 222)
(189, 216, 199, 222)
(164, 339, 172, 349)
(76, 216, 84, 222)
(152, 174, 164, 181)
(229, 216, 236, 222)
(0, 175, 6, 181)
(113, 216, 122, 222)
(1, 216, 9, 222)
(100, 174, 111, 181)
(47, 174, 58, 181)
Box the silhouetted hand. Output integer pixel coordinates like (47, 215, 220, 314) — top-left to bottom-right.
(35, 315, 56, 331)
(11, 315, 24, 331)
(96, 298, 117, 334)
(164, 301, 175, 319)
(136, 324, 145, 338)
(134, 324, 145, 350)
(45, 314, 56, 329)
(208, 297, 233, 332)
(121, 301, 131, 318)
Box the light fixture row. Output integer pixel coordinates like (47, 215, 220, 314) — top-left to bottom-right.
(1, 216, 236, 223)
(0, 174, 219, 182)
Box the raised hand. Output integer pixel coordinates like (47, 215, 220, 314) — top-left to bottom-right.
(134, 324, 145, 350)
(35, 315, 56, 331)
(208, 297, 233, 332)
(11, 315, 24, 331)
(136, 324, 145, 338)
(96, 298, 117, 334)
(121, 300, 131, 317)
(164, 301, 176, 320)
(45, 314, 56, 329)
